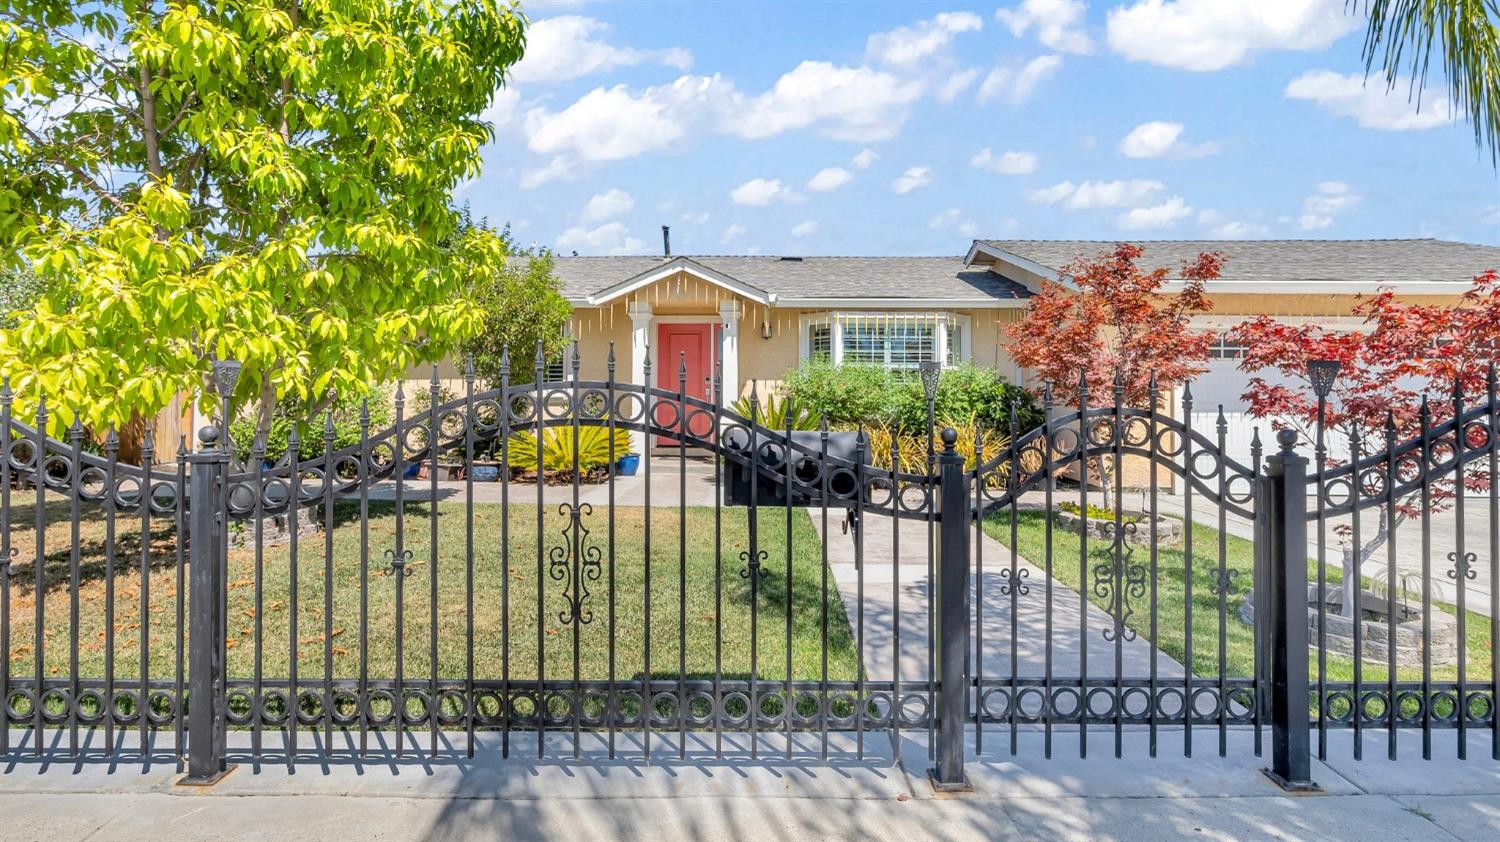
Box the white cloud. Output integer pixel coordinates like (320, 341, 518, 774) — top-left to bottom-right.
(1482, 206, 1500, 226)
(1299, 181, 1361, 230)
(1284, 70, 1456, 130)
(1117, 196, 1193, 230)
(970, 148, 1038, 175)
(519, 14, 1004, 167)
(580, 188, 634, 223)
(996, 0, 1093, 55)
(520, 156, 573, 189)
(851, 148, 879, 170)
(510, 16, 691, 83)
(929, 208, 979, 237)
(734, 61, 925, 142)
(524, 75, 737, 162)
(556, 221, 645, 255)
(1029, 179, 1164, 209)
(481, 87, 520, 128)
(806, 167, 854, 192)
(1210, 219, 1271, 238)
(730, 178, 801, 206)
(790, 220, 819, 238)
(865, 11, 984, 68)
(937, 68, 980, 104)
(1106, 0, 1359, 72)
(1195, 210, 1251, 238)
(720, 223, 747, 244)
(891, 166, 933, 195)
(977, 55, 1063, 104)
(682, 210, 710, 225)
(1118, 121, 1219, 158)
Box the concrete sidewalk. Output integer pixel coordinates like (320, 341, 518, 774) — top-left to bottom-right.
(0, 727, 1496, 841)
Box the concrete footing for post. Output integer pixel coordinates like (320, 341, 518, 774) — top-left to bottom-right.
(1261, 767, 1322, 794)
(927, 767, 973, 794)
(176, 764, 237, 788)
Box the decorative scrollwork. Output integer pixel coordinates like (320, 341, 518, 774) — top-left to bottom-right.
(999, 566, 1030, 597)
(1092, 521, 1147, 642)
(384, 547, 416, 578)
(550, 502, 602, 625)
(739, 548, 769, 580)
(1209, 568, 1241, 597)
(1448, 550, 1479, 582)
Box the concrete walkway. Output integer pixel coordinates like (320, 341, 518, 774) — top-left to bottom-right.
(1, 727, 1497, 840)
(367, 455, 721, 509)
(813, 513, 1185, 683)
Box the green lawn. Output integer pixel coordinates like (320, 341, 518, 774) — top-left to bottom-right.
(4, 497, 858, 688)
(982, 509, 1493, 686)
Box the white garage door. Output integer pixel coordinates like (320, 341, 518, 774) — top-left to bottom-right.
(1185, 358, 1349, 469)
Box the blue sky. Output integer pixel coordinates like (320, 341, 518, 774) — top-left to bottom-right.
(462, 0, 1500, 257)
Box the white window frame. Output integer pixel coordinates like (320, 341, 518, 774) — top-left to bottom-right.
(797, 311, 971, 368)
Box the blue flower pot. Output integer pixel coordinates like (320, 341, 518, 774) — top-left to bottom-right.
(472, 465, 500, 482)
(616, 454, 640, 476)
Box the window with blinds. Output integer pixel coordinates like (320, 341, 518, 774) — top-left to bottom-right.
(801, 313, 968, 370)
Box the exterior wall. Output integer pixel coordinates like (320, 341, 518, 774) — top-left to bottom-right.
(1200, 292, 1462, 317)
(404, 270, 1029, 406)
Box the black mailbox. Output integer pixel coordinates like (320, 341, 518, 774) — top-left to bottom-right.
(721, 429, 867, 508)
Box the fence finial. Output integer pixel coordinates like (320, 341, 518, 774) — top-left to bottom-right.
(1276, 428, 1297, 454)
(606, 342, 616, 379)
(1181, 380, 1194, 411)
(500, 346, 511, 379)
(463, 354, 475, 381)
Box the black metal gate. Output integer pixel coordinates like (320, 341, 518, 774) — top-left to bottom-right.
(2, 351, 1497, 791)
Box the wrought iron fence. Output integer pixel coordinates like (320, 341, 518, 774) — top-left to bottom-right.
(0, 350, 1496, 792)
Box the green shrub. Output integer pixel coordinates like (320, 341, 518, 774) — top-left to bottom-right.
(782, 362, 898, 427)
(231, 388, 393, 464)
(729, 393, 820, 430)
(784, 361, 1042, 432)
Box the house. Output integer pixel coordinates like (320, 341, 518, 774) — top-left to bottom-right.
(417, 237, 1500, 460)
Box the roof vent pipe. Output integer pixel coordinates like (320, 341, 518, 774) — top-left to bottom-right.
(662, 225, 671, 257)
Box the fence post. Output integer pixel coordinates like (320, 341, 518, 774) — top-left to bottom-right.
(930, 427, 972, 791)
(180, 424, 233, 785)
(1262, 428, 1319, 792)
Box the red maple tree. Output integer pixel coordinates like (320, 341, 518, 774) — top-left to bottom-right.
(1004, 243, 1222, 499)
(1230, 269, 1500, 616)
(1006, 243, 1222, 408)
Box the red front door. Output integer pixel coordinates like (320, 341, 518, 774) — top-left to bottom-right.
(655, 323, 717, 445)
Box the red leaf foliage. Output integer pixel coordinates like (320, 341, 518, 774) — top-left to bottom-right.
(1004, 243, 1220, 407)
(1230, 269, 1500, 513)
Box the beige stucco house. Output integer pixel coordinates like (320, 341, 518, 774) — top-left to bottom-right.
(414, 236, 1500, 461)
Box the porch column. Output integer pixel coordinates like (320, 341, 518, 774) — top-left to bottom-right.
(628, 299, 652, 455)
(718, 300, 740, 405)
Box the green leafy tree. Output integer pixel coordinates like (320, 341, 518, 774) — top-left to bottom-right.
(457, 215, 571, 388)
(0, 264, 45, 328)
(1359, 0, 1500, 163)
(0, 0, 528, 443)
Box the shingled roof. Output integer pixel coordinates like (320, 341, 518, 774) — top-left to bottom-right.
(972, 239, 1500, 287)
(547, 255, 1033, 305)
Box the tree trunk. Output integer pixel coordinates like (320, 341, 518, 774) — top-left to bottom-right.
(1339, 506, 1393, 619)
